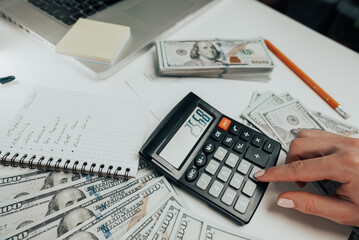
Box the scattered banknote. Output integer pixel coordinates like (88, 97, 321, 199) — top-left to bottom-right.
(57, 177, 176, 240)
(0, 159, 151, 202)
(241, 90, 359, 152)
(147, 202, 182, 240)
(199, 221, 262, 240)
(119, 195, 184, 240)
(0, 168, 160, 237)
(156, 38, 275, 80)
(311, 110, 359, 138)
(169, 208, 205, 240)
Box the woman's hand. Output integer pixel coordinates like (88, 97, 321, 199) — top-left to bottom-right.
(254, 129, 359, 227)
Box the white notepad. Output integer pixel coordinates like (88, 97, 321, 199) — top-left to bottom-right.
(0, 87, 150, 178)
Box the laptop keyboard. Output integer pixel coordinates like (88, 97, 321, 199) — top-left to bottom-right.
(28, 0, 123, 26)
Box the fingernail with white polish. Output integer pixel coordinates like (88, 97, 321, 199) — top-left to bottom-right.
(253, 170, 265, 178)
(277, 198, 295, 208)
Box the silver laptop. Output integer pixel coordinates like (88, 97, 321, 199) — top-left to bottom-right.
(0, 0, 216, 78)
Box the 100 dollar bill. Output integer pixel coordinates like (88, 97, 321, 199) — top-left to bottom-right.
(0, 168, 160, 237)
(120, 195, 184, 240)
(148, 202, 182, 240)
(169, 208, 204, 240)
(58, 177, 176, 240)
(0, 159, 151, 202)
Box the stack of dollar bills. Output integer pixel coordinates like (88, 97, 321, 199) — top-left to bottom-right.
(156, 38, 275, 80)
(240, 91, 359, 152)
(0, 159, 260, 240)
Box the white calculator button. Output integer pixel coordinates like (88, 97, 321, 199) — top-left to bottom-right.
(249, 165, 262, 182)
(205, 160, 220, 175)
(208, 180, 224, 198)
(196, 173, 211, 191)
(221, 188, 237, 206)
(234, 195, 250, 214)
(229, 173, 244, 190)
(242, 180, 257, 197)
(237, 159, 251, 175)
(214, 147, 227, 161)
(217, 166, 231, 182)
(225, 153, 239, 168)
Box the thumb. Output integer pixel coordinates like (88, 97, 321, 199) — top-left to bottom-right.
(276, 191, 354, 225)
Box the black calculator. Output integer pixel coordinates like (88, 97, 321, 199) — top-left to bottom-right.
(139, 92, 281, 224)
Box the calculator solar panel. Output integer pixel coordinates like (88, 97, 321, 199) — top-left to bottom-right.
(140, 92, 281, 224)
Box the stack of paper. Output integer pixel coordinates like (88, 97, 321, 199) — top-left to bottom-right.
(56, 18, 131, 65)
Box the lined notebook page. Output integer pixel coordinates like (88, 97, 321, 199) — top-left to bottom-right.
(0, 87, 150, 177)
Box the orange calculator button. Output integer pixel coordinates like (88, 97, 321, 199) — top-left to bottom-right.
(218, 117, 231, 131)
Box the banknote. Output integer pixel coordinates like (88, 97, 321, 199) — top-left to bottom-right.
(1, 175, 165, 240)
(260, 100, 325, 149)
(0, 168, 160, 237)
(0, 170, 83, 202)
(241, 91, 286, 147)
(0, 159, 151, 202)
(169, 208, 204, 240)
(57, 177, 176, 240)
(148, 202, 182, 240)
(249, 91, 262, 106)
(199, 222, 262, 240)
(156, 38, 274, 80)
(311, 110, 359, 138)
(120, 195, 184, 240)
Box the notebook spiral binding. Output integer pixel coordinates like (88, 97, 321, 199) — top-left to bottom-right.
(0, 150, 130, 179)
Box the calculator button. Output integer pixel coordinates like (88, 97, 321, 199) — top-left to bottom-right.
(229, 124, 241, 136)
(249, 165, 262, 181)
(206, 160, 220, 175)
(225, 153, 239, 168)
(217, 166, 231, 182)
(251, 134, 264, 147)
(244, 146, 269, 167)
(242, 180, 257, 197)
(237, 159, 251, 175)
(263, 140, 275, 153)
(185, 168, 198, 182)
(218, 117, 231, 131)
(196, 173, 211, 191)
(234, 195, 250, 214)
(208, 180, 224, 198)
(203, 142, 215, 154)
(222, 136, 234, 147)
(240, 130, 253, 141)
(211, 129, 224, 141)
(233, 140, 247, 154)
(214, 147, 227, 161)
(221, 188, 237, 206)
(229, 173, 244, 190)
(194, 154, 207, 168)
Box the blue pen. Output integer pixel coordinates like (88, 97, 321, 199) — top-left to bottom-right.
(0, 76, 15, 84)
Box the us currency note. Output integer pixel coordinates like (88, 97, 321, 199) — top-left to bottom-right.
(1, 175, 165, 240)
(58, 177, 176, 240)
(0, 159, 150, 202)
(0, 168, 160, 237)
(159, 38, 274, 69)
(199, 222, 262, 240)
(148, 202, 182, 240)
(169, 208, 204, 240)
(120, 195, 184, 240)
(311, 110, 359, 138)
(241, 92, 286, 147)
(260, 100, 325, 149)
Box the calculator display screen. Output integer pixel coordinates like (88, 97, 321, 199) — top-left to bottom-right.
(159, 106, 213, 169)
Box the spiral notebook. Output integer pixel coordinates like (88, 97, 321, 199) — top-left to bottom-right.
(0, 87, 150, 178)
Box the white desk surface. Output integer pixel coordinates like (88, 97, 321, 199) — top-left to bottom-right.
(1, 0, 359, 239)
